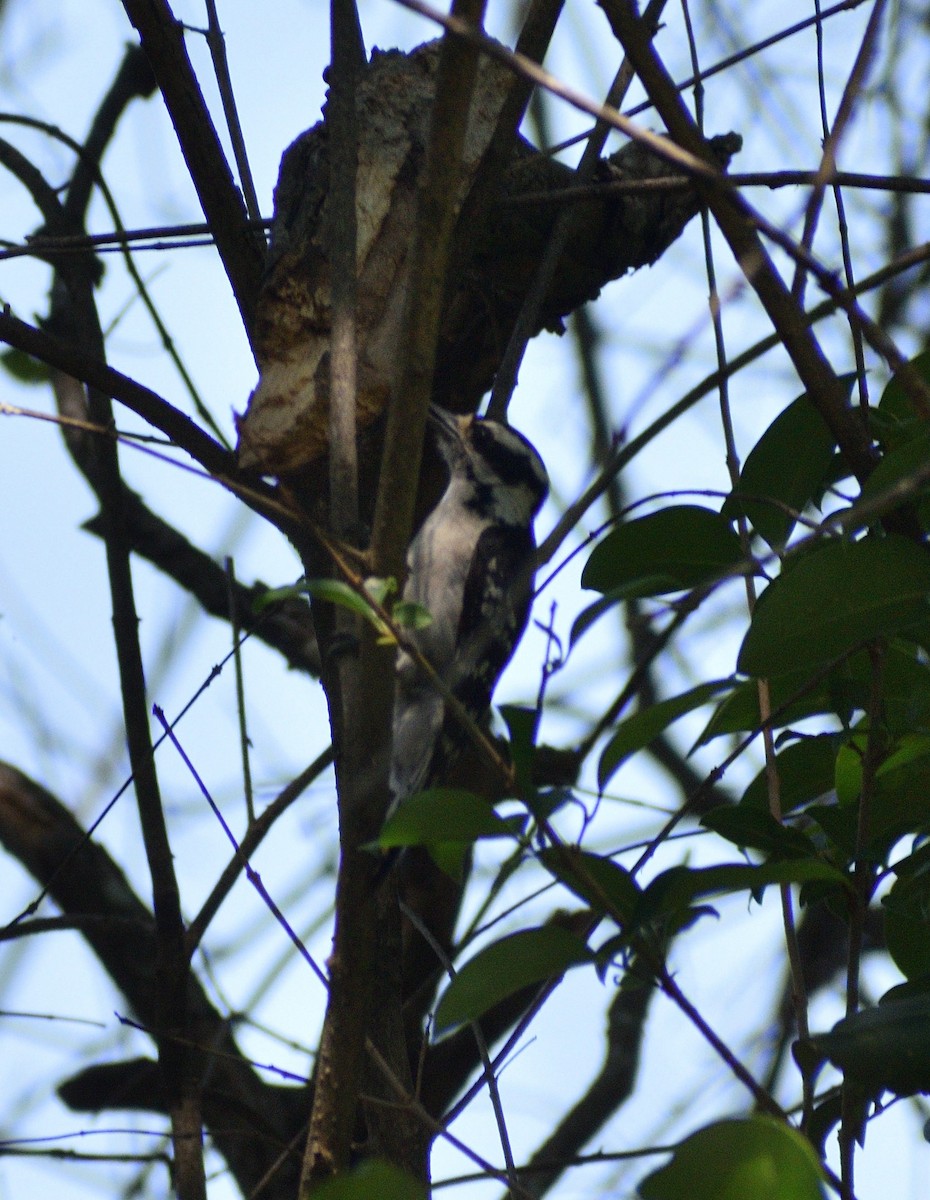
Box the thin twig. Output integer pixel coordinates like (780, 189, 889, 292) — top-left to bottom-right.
(535, 238, 930, 570)
(486, 0, 668, 421)
(791, 0, 888, 304)
(393, 0, 718, 178)
(624, 0, 872, 121)
(597, 0, 880, 483)
(806, 0, 871, 418)
(684, 0, 815, 1127)
(201, 1, 263, 228)
(153, 707, 329, 989)
(0, 108, 230, 444)
(500, 169, 930, 207)
(400, 902, 522, 1193)
(0, 307, 237, 475)
(839, 641, 886, 1193)
(170, 744, 331, 960)
(225, 557, 255, 824)
(120, 0, 265, 342)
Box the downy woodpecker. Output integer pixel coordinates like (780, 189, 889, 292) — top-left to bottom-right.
(388, 405, 549, 814)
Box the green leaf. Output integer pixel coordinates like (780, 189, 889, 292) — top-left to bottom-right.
(638, 860, 848, 926)
(0, 347, 52, 385)
(878, 732, 930, 776)
(833, 735, 866, 806)
(867, 739, 930, 857)
(253, 582, 307, 610)
(307, 577, 392, 614)
(378, 789, 517, 848)
(724, 391, 838, 549)
(696, 672, 854, 744)
(860, 424, 930, 528)
(255, 577, 397, 637)
(701, 807, 819, 859)
(806, 1095, 845, 1157)
(805, 986, 930, 1096)
(738, 537, 930, 677)
(539, 847, 640, 922)
(740, 736, 839, 813)
(884, 857, 930, 980)
(427, 841, 473, 882)
(433, 926, 592, 1034)
(358, 576, 397, 607)
(698, 644, 921, 744)
(836, 733, 930, 858)
(883, 645, 930, 733)
(311, 1160, 426, 1200)
(598, 679, 733, 790)
(582, 506, 745, 597)
(638, 1117, 826, 1200)
(392, 600, 433, 631)
(805, 801, 859, 862)
(526, 786, 576, 821)
(875, 349, 930, 449)
(500, 704, 537, 795)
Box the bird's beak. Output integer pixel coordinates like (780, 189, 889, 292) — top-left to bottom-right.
(427, 404, 470, 443)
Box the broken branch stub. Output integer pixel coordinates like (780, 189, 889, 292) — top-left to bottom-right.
(236, 38, 740, 475)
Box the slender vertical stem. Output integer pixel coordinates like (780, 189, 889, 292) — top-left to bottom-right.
(487, 0, 667, 421)
(370, 0, 489, 582)
(225, 557, 254, 824)
(681, 0, 816, 1125)
(203, 0, 263, 228)
(839, 641, 886, 1195)
(120, 0, 264, 341)
(302, 1, 372, 1187)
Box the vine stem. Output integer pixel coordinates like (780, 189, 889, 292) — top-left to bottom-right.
(678, 0, 814, 1126)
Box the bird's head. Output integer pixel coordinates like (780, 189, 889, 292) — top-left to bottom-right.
(428, 406, 549, 527)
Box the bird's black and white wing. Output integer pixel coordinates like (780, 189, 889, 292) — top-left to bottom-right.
(429, 520, 536, 787)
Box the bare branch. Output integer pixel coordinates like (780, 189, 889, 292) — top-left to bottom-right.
(0, 762, 304, 1199)
(120, 0, 265, 344)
